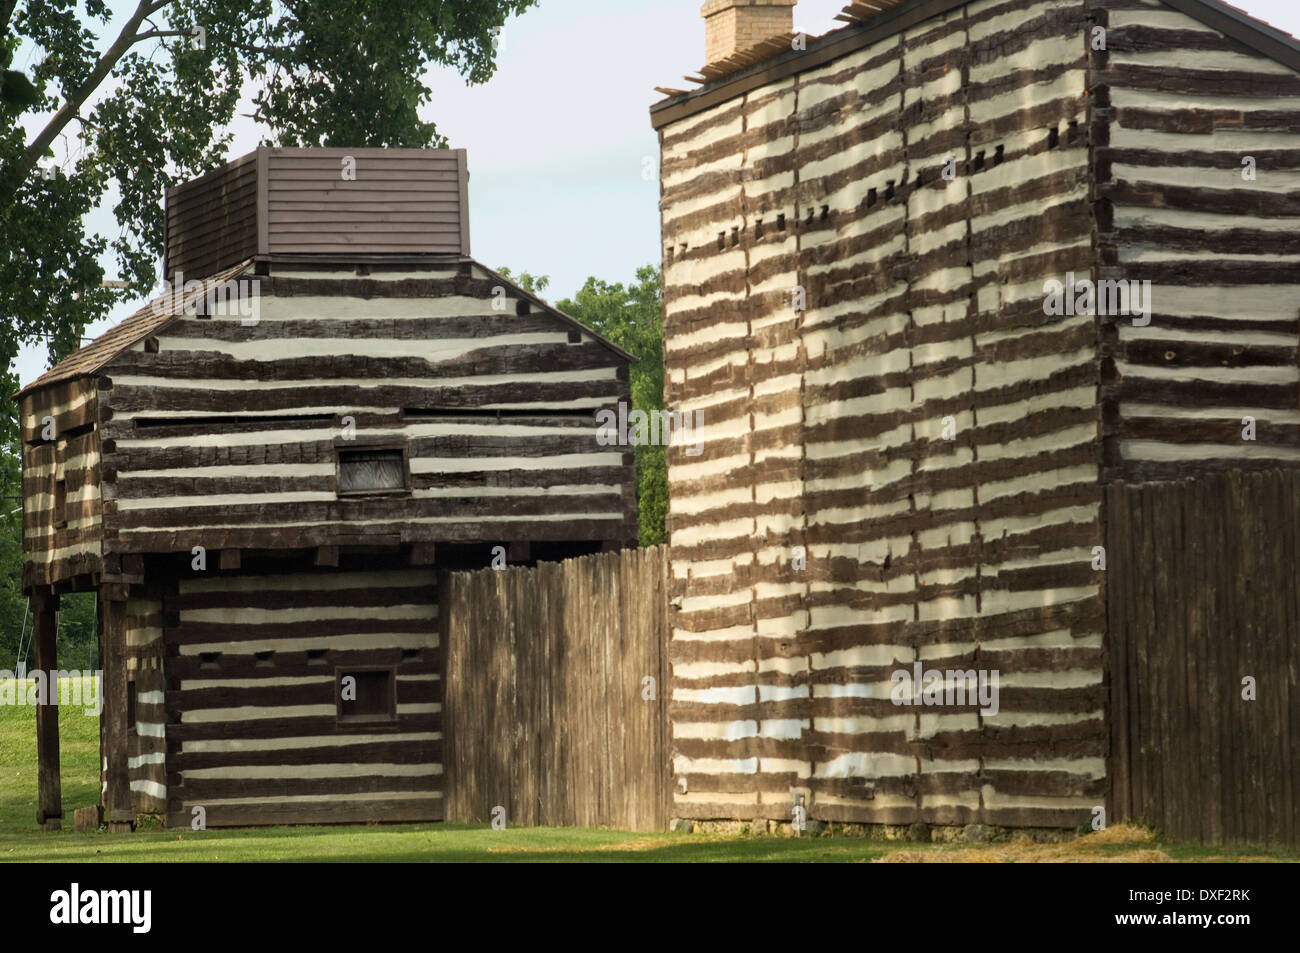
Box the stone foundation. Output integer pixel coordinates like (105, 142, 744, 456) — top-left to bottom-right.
(671, 818, 1078, 844)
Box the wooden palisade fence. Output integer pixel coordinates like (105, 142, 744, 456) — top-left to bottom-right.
(442, 546, 670, 831)
(1107, 469, 1300, 846)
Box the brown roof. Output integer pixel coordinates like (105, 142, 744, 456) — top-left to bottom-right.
(15, 260, 253, 400)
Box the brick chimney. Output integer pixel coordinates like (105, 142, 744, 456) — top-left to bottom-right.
(702, 0, 796, 63)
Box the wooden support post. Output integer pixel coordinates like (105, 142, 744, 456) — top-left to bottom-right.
(99, 592, 133, 832)
(506, 541, 530, 563)
(408, 543, 436, 566)
(314, 545, 339, 568)
(32, 586, 62, 831)
(219, 549, 241, 571)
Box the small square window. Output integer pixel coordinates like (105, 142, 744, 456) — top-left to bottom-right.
(337, 448, 406, 494)
(337, 669, 396, 724)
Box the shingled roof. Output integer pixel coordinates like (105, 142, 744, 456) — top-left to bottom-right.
(15, 260, 253, 400)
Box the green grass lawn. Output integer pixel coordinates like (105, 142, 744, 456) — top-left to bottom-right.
(0, 676, 101, 834)
(1, 678, 1296, 863)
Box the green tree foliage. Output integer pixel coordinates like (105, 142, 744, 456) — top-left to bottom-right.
(494, 266, 550, 299)
(0, 434, 97, 671)
(557, 266, 665, 546)
(1, 0, 537, 419)
(0, 435, 26, 668)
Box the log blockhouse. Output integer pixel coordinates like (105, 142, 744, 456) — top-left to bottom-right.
(20, 147, 637, 830)
(651, 0, 1300, 829)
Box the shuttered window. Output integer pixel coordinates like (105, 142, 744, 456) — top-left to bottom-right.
(337, 449, 406, 494)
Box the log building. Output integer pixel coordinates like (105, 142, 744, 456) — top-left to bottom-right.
(651, 0, 1300, 829)
(20, 146, 636, 830)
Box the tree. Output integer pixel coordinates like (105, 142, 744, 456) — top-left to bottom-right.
(495, 265, 666, 543)
(1, 0, 538, 425)
(0, 434, 27, 667)
(494, 266, 549, 299)
(558, 266, 665, 545)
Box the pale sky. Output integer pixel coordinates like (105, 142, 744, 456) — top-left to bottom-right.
(12, 0, 1300, 386)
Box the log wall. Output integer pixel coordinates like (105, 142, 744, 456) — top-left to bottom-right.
(443, 547, 670, 832)
(97, 262, 636, 556)
(127, 589, 167, 814)
(658, 0, 1107, 827)
(163, 566, 442, 828)
(1106, 470, 1299, 845)
(1094, 0, 1300, 481)
(20, 378, 104, 587)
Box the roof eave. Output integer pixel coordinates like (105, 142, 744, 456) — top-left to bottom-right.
(13, 259, 255, 401)
(650, 0, 1300, 130)
(471, 261, 640, 365)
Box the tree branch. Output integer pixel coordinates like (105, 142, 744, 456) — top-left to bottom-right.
(5, 0, 176, 190)
(133, 28, 192, 41)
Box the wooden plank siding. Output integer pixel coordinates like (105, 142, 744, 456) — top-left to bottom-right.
(443, 548, 670, 831)
(164, 568, 442, 828)
(96, 261, 637, 556)
(164, 151, 260, 282)
(164, 147, 470, 281)
(1106, 470, 1299, 845)
(658, 0, 1107, 827)
(1093, 0, 1300, 482)
(264, 149, 468, 257)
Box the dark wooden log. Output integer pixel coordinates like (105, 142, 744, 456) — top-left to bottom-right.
(99, 593, 132, 830)
(32, 587, 62, 830)
(165, 797, 443, 829)
(408, 542, 436, 565)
